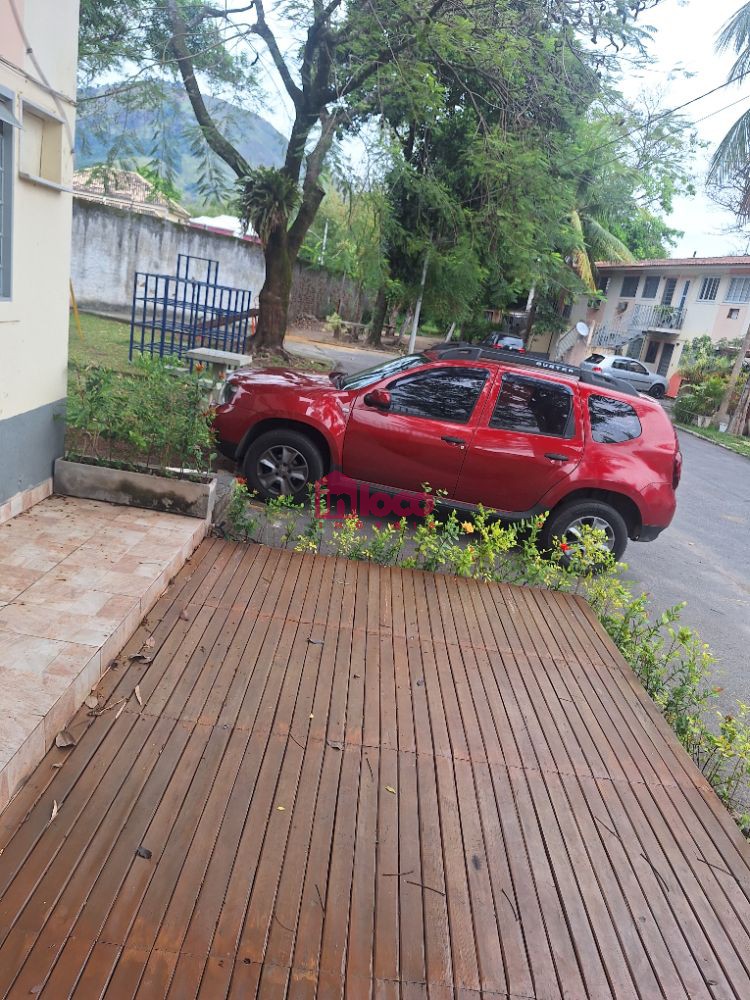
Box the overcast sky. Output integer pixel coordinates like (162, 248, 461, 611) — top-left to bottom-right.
(634, 0, 750, 256)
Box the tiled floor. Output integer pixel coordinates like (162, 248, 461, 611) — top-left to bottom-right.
(0, 495, 206, 813)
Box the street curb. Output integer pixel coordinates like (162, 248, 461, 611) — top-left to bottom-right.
(675, 423, 750, 461)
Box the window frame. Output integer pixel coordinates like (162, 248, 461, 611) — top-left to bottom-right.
(385, 365, 490, 425)
(725, 276, 750, 304)
(0, 85, 15, 302)
(620, 275, 640, 298)
(698, 276, 721, 302)
(641, 276, 660, 299)
(488, 372, 576, 439)
(18, 98, 65, 190)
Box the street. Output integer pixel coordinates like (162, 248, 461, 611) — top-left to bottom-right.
(626, 431, 750, 709)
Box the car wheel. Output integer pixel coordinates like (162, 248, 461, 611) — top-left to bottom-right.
(649, 383, 666, 399)
(541, 500, 629, 563)
(243, 429, 324, 501)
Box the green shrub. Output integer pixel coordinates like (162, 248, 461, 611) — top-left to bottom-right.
(66, 358, 215, 474)
(673, 375, 726, 422)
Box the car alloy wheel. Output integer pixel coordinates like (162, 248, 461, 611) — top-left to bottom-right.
(256, 445, 310, 496)
(562, 514, 616, 552)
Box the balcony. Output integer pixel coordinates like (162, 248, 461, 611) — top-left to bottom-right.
(629, 303, 685, 333)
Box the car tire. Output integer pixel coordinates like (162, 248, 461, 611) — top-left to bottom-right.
(243, 429, 324, 501)
(541, 500, 629, 562)
(649, 383, 666, 399)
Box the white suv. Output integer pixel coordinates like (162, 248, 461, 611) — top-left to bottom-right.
(580, 354, 668, 399)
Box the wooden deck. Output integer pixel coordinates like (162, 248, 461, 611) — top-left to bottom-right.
(1, 539, 750, 999)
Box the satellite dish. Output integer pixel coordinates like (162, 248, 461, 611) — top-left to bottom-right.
(576, 321, 590, 337)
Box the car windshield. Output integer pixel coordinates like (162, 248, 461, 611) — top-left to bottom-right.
(584, 354, 605, 364)
(336, 354, 428, 390)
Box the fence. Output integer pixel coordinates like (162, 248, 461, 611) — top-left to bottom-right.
(129, 254, 254, 361)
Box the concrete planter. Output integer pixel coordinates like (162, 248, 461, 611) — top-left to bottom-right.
(54, 458, 217, 521)
(695, 415, 712, 428)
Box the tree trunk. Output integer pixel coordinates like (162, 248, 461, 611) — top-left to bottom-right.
(729, 375, 750, 436)
(715, 321, 750, 426)
(254, 225, 293, 350)
(367, 284, 388, 347)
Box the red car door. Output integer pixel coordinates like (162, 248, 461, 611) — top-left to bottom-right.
(343, 364, 494, 495)
(454, 370, 583, 513)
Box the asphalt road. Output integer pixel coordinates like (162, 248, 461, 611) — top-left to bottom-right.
(289, 337, 396, 373)
(626, 431, 750, 709)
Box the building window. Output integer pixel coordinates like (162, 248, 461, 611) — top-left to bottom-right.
(19, 103, 63, 186)
(698, 277, 720, 301)
(661, 278, 677, 305)
(642, 276, 660, 299)
(725, 277, 750, 304)
(620, 275, 639, 298)
(728, 308, 740, 319)
(0, 92, 17, 300)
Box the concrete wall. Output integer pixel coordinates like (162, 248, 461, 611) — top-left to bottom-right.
(71, 200, 367, 324)
(0, 0, 78, 505)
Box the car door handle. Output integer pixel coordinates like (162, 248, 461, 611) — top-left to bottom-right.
(545, 452, 570, 463)
(441, 435, 466, 447)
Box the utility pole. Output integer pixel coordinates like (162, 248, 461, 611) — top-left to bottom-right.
(408, 251, 429, 355)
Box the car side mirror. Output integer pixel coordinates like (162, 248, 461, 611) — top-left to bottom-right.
(363, 388, 391, 411)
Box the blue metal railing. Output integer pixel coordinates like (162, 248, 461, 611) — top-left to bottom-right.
(129, 255, 254, 361)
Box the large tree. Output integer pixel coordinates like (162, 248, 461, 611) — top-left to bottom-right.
(79, 0, 665, 349)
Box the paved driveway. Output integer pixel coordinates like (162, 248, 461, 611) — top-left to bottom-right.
(626, 431, 750, 708)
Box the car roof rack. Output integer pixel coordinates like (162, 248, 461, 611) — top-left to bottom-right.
(425, 343, 641, 398)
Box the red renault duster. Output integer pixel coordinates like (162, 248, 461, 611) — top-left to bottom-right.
(213, 345, 681, 560)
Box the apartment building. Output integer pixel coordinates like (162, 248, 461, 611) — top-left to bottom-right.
(565, 256, 750, 379)
(0, 0, 79, 520)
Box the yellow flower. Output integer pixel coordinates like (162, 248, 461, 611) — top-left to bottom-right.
(461, 521, 475, 534)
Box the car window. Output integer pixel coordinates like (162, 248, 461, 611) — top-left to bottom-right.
(339, 354, 427, 390)
(612, 359, 629, 371)
(585, 354, 605, 364)
(489, 373, 572, 437)
(631, 361, 648, 375)
(588, 395, 642, 443)
(387, 367, 489, 423)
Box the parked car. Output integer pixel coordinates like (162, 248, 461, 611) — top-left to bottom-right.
(482, 332, 526, 352)
(580, 353, 668, 398)
(213, 345, 681, 560)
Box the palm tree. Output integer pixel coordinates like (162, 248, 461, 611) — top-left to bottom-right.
(570, 208, 635, 292)
(707, 3, 750, 211)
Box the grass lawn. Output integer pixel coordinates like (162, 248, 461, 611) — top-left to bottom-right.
(68, 310, 330, 373)
(676, 421, 750, 459)
(68, 311, 132, 371)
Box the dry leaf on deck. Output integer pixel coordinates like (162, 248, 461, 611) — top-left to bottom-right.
(128, 653, 152, 664)
(385, 785, 397, 795)
(135, 845, 152, 859)
(144, 636, 155, 649)
(84, 695, 98, 710)
(115, 699, 128, 720)
(135, 685, 143, 707)
(50, 800, 59, 822)
(55, 730, 76, 749)
(51, 763, 64, 770)
(179, 610, 190, 621)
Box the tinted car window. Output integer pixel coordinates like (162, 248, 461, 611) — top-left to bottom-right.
(388, 367, 488, 423)
(588, 395, 642, 443)
(585, 354, 605, 364)
(490, 374, 572, 437)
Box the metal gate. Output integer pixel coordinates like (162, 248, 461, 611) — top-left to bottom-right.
(129, 254, 255, 361)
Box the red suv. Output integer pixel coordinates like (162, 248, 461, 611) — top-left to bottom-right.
(213, 345, 681, 559)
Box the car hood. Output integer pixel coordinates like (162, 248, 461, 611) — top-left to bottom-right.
(229, 366, 339, 391)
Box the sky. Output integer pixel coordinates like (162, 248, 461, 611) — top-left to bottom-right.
(633, 0, 750, 256)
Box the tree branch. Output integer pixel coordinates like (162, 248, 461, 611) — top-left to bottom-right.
(166, 0, 249, 178)
(251, 0, 304, 109)
(288, 109, 343, 256)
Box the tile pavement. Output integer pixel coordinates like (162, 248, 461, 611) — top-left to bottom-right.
(0, 495, 206, 813)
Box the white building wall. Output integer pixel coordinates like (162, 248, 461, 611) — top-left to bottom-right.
(0, 0, 78, 507)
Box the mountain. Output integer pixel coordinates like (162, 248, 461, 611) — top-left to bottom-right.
(75, 83, 287, 210)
